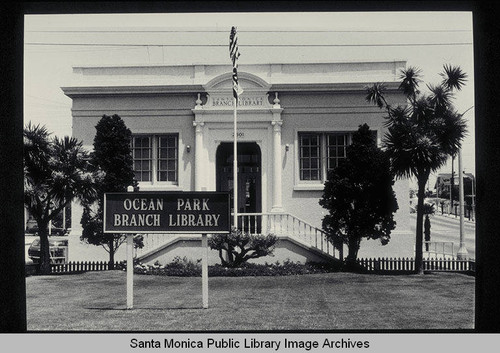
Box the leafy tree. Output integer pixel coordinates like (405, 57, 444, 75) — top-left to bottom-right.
(366, 64, 467, 273)
(209, 228, 277, 267)
(24, 123, 96, 274)
(80, 114, 142, 268)
(319, 124, 399, 268)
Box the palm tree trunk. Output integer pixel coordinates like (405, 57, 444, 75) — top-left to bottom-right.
(415, 178, 427, 274)
(38, 222, 51, 275)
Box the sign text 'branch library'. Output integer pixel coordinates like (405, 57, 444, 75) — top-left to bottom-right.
(104, 192, 230, 234)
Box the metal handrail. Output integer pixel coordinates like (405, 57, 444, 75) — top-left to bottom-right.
(423, 241, 455, 258)
(136, 212, 341, 260)
(234, 212, 340, 259)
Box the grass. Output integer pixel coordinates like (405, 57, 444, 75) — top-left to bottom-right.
(26, 271, 474, 331)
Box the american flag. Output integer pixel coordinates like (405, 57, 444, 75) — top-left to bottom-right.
(229, 26, 243, 99)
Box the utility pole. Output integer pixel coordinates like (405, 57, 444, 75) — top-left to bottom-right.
(456, 106, 473, 259)
(471, 174, 476, 221)
(450, 155, 454, 215)
(457, 149, 468, 259)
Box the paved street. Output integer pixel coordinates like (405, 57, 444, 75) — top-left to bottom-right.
(25, 234, 128, 264)
(409, 213, 476, 259)
(24, 213, 476, 264)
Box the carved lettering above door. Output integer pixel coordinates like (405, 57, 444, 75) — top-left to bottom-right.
(205, 93, 272, 110)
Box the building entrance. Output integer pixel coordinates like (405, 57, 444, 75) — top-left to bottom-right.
(216, 142, 262, 232)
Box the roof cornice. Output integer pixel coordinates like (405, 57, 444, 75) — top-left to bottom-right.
(62, 81, 401, 98)
(61, 85, 204, 97)
(269, 81, 401, 93)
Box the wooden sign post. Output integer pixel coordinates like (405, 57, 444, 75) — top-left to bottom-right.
(126, 233, 134, 309)
(104, 191, 230, 310)
(201, 233, 209, 309)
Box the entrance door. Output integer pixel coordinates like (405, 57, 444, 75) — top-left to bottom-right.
(216, 142, 261, 232)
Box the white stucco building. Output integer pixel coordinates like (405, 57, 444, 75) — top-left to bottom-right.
(62, 59, 412, 265)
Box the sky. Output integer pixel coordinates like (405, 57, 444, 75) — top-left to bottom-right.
(23, 12, 475, 189)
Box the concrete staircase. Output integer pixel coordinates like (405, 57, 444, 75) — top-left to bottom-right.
(135, 213, 344, 265)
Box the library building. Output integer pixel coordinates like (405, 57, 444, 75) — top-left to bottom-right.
(62, 60, 411, 264)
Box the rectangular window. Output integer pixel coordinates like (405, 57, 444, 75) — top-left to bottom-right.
(132, 136, 152, 182)
(157, 135, 178, 183)
(132, 134, 178, 184)
(326, 133, 348, 171)
(299, 133, 321, 181)
(298, 131, 375, 182)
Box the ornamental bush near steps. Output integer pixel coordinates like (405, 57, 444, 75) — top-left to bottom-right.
(209, 228, 278, 268)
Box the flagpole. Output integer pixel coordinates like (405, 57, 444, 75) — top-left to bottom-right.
(233, 97, 238, 229)
(229, 26, 241, 231)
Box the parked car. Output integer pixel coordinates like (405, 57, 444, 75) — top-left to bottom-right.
(25, 224, 68, 236)
(28, 237, 68, 264)
(409, 197, 440, 214)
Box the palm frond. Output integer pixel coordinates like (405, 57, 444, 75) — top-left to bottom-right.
(434, 110, 468, 156)
(427, 84, 453, 111)
(440, 64, 467, 91)
(398, 66, 422, 99)
(383, 124, 415, 179)
(24, 123, 53, 184)
(365, 83, 387, 109)
(384, 105, 411, 128)
(49, 135, 95, 207)
(411, 97, 435, 125)
(383, 118, 449, 179)
(24, 123, 51, 154)
(24, 122, 51, 139)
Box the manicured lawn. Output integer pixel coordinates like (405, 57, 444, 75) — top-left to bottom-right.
(26, 271, 474, 331)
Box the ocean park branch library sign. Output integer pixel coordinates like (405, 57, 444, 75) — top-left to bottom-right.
(104, 191, 230, 309)
(104, 192, 230, 233)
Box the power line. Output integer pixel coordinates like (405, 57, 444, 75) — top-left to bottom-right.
(26, 29, 472, 33)
(25, 42, 473, 47)
(25, 46, 145, 54)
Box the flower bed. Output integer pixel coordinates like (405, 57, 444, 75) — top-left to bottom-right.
(132, 257, 341, 277)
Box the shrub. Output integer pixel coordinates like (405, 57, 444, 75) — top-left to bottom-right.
(133, 258, 341, 277)
(209, 228, 277, 268)
(132, 257, 201, 276)
(209, 260, 342, 277)
(164, 256, 202, 277)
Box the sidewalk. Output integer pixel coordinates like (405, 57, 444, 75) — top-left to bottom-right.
(433, 212, 475, 225)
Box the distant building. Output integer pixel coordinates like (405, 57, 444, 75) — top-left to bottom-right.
(435, 172, 475, 214)
(62, 59, 412, 264)
(435, 173, 475, 199)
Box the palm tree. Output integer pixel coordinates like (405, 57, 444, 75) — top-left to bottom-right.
(24, 123, 96, 274)
(366, 64, 467, 274)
